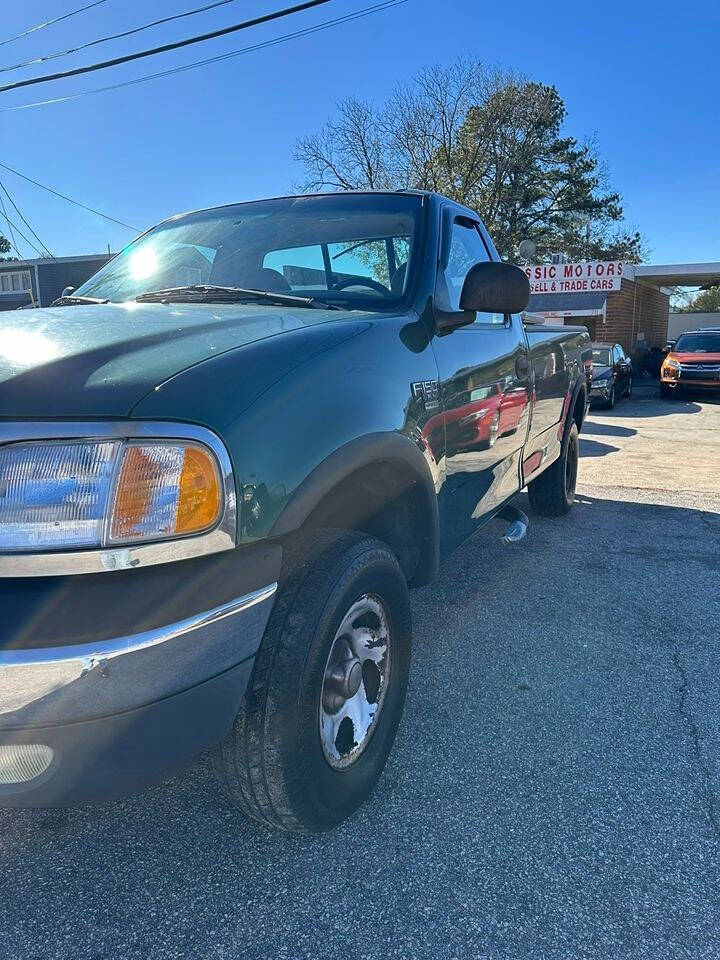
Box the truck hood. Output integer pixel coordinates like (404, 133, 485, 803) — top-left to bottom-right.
(0, 302, 359, 418)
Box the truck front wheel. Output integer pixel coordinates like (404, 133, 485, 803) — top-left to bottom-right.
(212, 531, 411, 833)
(527, 421, 579, 517)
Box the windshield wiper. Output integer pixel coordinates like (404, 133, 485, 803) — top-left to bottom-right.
(51, 294, 110, 306)
(133, 284, 341, 309)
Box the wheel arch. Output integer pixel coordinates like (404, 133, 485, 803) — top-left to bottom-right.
(567, 373, 587, 438)
(270, 432, 440, 587)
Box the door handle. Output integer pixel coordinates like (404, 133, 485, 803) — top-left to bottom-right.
(515, 355, 530, 379)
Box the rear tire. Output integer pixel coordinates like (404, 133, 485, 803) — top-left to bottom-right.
(212, 530, 411, 833)
(527, 421, 579, 517)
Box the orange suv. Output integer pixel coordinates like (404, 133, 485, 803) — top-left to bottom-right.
(661, 329, 720, 399)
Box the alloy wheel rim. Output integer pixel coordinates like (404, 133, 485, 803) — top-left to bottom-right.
(319, 594, 391, 770)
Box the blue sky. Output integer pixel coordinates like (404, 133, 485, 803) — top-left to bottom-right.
(1, 0, 718, 263)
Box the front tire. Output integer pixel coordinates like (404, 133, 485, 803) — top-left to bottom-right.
(604, 383, 616, 409)
(213, 530, 411, 833)
(660, 383, 674, 400)
(527, 421, 579, 517)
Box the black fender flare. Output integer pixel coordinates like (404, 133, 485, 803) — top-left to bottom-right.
(270, 431, 440, 586)
(563, 371, 587, 446)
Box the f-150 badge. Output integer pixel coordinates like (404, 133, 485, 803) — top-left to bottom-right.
(411, 379, 440, 410)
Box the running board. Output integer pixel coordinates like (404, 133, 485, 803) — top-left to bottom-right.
(497, 504, 529, 545)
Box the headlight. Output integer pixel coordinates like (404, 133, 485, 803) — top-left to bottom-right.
(460, 407, 490, 424)
(662, 358, 680, 379)
(0, 438, 224, 553)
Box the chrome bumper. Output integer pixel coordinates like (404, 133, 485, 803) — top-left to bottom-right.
(0, 583, 276, 729)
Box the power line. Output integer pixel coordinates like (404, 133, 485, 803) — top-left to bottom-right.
(0, 201, 47, 260)
(0, 0, 331, 94)
(0, 191, 22, 258)
(0, 161, 139, 231)
(0, 179, 54, 258)
(1, 0, 407, 112)
(1, 0, 242, 76)
(0, 1, 109, 48)
(0, 199, 45, 307)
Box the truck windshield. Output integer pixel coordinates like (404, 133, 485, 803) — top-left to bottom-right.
(673, 333, 720, 353)
(75, 193, 424, 310)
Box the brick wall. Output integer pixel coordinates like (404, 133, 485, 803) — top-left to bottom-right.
(601, 279, 669, 355)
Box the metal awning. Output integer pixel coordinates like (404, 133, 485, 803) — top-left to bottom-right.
(527, 291, 608, 315)
(631, 263, 720, 288)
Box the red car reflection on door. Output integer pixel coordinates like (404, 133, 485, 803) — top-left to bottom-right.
(422, 381, 528, 459)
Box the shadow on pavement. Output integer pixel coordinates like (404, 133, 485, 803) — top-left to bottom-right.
(579, 438, 619, 458)
(591, 394, 702, 418)
(582, 422, 637, 438)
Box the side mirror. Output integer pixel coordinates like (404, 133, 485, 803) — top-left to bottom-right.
(662, 341, 675, 353)
(460, 262, 530, 315)
(61, 286, 76, 298)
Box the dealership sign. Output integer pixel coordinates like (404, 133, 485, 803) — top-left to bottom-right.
(525, 261, 626, 294)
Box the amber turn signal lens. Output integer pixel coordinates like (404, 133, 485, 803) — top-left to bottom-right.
(176, 445, 221, 533)
(109, 442, 222, 544)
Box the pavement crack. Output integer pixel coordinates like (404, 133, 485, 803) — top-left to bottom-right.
(671, 643, 720, 841)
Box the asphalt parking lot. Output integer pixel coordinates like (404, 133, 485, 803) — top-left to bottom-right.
(2, 384, 719, 960)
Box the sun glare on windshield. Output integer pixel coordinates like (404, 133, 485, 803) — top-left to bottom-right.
(130, 246, 159, 281)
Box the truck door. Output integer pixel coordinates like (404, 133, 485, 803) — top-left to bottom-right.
(431, 212, 531, 554)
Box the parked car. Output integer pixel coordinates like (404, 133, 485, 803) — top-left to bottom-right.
(661, 329, 720, 398)
(0, 191, 590, 831)
(589, 342, 633, 408)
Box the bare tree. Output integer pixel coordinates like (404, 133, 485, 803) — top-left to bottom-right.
(294, 59, 646, 262)
(294, 98, 390, 191)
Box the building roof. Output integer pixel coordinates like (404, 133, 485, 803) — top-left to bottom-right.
(631, 263, 720, 288)
(0, 254, 110, 268)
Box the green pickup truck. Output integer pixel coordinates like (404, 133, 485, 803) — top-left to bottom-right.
(0, 191, 589, 831)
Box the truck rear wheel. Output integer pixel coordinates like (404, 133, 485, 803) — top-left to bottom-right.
(212, 530, 411, 833)
(527, 421, 579, 517)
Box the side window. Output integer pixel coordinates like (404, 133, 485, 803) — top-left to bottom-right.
(442, 218, 504, 325)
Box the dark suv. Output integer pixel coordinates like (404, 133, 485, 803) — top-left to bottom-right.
(589, 342, 633, 408)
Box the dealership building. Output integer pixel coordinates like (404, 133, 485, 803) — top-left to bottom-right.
(525, 260, 720, 356)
